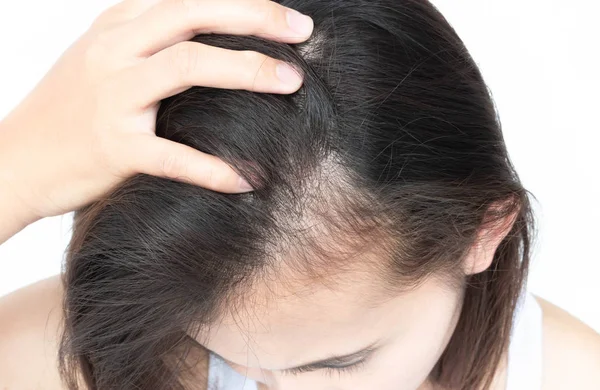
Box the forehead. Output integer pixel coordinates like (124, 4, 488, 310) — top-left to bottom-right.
(197, 268, 446, 371)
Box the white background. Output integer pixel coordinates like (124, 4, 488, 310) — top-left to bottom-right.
(0, 0, 598, 333)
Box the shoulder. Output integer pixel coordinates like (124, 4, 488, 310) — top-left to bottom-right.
(0, 274, 212, 390)
(534, 294, 600, 390)
(0, 274, 65, 389)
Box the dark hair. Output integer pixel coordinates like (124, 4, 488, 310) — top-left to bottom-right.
(59, 0, 537, 389)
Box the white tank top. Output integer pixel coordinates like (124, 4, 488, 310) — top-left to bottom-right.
(207, 291, 543, 390)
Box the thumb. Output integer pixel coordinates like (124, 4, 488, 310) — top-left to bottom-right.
(128, 135, 253, 193)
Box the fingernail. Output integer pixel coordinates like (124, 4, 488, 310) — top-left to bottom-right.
(238, 176, 254, 192)
(276, 62, 302, 88)
(286, 9, 314, 37)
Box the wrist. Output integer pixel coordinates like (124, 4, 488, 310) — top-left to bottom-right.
(0, 120, 41, 240)
(0, 178, 41, 243)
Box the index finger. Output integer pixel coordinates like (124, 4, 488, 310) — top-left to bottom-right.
(113, 0, 314, 57)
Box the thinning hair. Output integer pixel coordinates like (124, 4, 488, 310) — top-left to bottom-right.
(59, 0, 537, 389)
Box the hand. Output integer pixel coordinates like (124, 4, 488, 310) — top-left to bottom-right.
(0, 0, 313, 222)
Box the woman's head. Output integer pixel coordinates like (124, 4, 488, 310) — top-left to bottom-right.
(59, 0, 536, 389)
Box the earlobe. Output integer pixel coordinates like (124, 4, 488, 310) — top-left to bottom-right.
(463, 208, 519, 275)
(463, 229, 498, 275)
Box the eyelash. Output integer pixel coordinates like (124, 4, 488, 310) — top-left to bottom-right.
(283, 358, 369, 377)
(324, 359, 368, 377)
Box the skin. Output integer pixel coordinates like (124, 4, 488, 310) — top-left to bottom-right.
(199, 273, 465, 390)
(0, 1, 598, 389)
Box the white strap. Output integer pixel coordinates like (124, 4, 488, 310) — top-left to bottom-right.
(505, 291, 544, 390)
(208, 352, 258, 390)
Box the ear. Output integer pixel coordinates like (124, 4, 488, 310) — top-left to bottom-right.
(463, 203, 520, 275)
